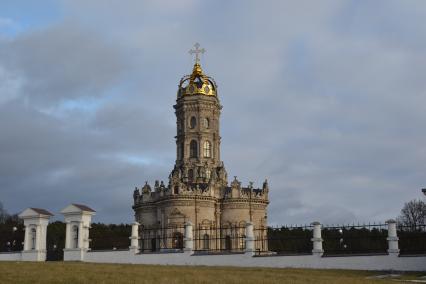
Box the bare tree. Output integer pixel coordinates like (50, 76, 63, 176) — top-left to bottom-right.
(397, 199, 426, 229)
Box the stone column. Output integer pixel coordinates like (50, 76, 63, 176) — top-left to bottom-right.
(245, 221, 255, 255)
(23, 226, 30, 251)
(311, 221, 324, 255)
(36, 225, 41, 250)
(65, 222, 71, 249)
(78, 221, 84, 249)
(129, 222, 140, 254)
(386, 219, 399, 254)
(184, 221, 193, 252)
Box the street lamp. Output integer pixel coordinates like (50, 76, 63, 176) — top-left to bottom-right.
(422, 188, 426, 196)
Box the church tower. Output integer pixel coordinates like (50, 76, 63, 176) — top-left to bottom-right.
(170, 43, 228, 197)
(132, 44, 269, 252)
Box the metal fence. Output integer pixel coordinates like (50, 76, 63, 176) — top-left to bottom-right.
(254, 225, 313, 255)
(90, 224, 131, 250)
(0, 223, 24, 252)
(398, 224, 426, 255)
(322, 223, 388, 255)
(139, 225, 186, 253)
(192, 225, 246, 253)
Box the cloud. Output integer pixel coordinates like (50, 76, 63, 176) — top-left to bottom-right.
(0, 0, 425, 225)
(0, 22, 129, 106)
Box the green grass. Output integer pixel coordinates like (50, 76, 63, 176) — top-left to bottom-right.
(0, 262, 422, 283)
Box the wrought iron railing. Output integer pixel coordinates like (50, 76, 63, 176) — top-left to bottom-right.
(138, 225, 186, 253)
(322, 223, 388, 255)
(254, 225, 313, 255)
(192, 225, 246, 253)
(398, 224, 426, 255)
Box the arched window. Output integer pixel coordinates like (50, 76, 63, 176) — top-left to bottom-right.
(203, 118, 210, 129)
(174, 186, 179, 195)
(203, 234, 210, 250)
(31, 228, 36, 250)
(72, 225, 79, 249)
(205, 169, 211, 179)
(190, 117, 196, 129)
(240, 234, 246, 249)
(203, 141, 211, 158)
(190, 140, 198, 158)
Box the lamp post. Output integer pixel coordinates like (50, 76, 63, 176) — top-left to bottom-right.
(422, 188, 426, 196)
(12, 227, 17, 251)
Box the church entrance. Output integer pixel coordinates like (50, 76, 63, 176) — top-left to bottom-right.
(172, 232, 183, 249)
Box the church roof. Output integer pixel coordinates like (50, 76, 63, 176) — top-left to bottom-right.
(177, 44, 217, 99)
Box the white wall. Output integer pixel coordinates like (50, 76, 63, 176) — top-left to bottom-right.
(83, 250, 426, 271)
(0, 252, 21, 261)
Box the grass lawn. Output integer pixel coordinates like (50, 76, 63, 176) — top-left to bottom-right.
(0, 261, 423, 283)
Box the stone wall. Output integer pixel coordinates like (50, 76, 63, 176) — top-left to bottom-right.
(0, 252, 21, 261)
(83, 250, 426, 271)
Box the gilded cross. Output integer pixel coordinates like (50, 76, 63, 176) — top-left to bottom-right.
(189, 43, 205, 64)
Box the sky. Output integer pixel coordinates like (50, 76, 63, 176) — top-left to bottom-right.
(0, 0, 425, 225)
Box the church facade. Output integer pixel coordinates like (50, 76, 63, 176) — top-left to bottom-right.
(132, 44, 269, 252)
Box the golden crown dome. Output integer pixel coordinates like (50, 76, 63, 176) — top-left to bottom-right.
(177, 62, 217, 99)
(178, 43, 217, 99)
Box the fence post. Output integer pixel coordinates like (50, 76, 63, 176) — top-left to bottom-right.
(129, 222, 139, 254)
(311, 221, 324, 255)
(184, 221, 193, 253)
(386, 219, 399, 255)
(245, 221, 255, 255)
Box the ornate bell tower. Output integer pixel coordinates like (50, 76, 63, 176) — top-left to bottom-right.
(133, 44, 269, 248)
(169, 43, 228, 196)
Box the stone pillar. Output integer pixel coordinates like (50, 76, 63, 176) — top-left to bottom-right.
(35, 225, 41, 250)
(184, 221, 193, 252)
(245, 221, 255, 255)
(311, 221, 324, 255)
(23, 226, 30, 251)
(129, 222, 140, 254)
(61, 204, 95, 261)
(64, 222, 71, 249)
(386, 219, 399, 254)
(19, 208, 53, 262)
(78, 221, 84, 248)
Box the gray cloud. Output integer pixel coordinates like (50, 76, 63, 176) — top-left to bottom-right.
(0, 22, 128, 106)
(0, 0, 425, 225)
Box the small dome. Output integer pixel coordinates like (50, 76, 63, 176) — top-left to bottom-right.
(177, 63, 217, 99)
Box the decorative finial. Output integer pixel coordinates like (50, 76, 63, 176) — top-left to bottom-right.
(189, 43, 205, 64)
